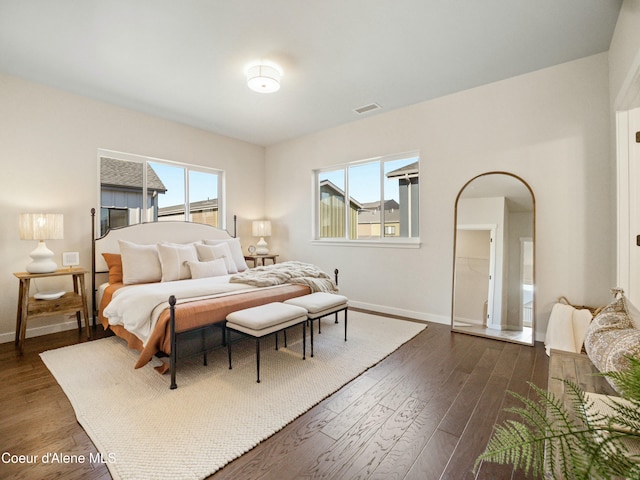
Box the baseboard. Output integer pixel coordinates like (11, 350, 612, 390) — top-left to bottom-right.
(452, 316, 485, 326)
(348, 302, 545, 343)
(0, 318, 86, 345)
(1, 304, 544, 343)
(348, 300, 450, 325)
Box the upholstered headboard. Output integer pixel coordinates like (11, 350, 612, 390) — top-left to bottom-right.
(93, 220, 233, 273)
(90, 209, 237, 323)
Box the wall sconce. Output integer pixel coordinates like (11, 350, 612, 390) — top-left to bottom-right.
(252, 220, 272, 254)
(19, 213, 64, 273)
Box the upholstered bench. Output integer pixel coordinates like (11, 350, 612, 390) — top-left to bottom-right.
(284, 292, 348, 357)
(226, 302, 308, 383)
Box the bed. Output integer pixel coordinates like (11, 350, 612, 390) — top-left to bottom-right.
(91, 210, 338, 389)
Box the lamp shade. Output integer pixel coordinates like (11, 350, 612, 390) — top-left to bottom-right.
(19, 213, 64, 273)
(252, 220, 271, 255)
(246, 64, 281, 93)
(252, 220, 272, 237)
(19, 213, 64, 240)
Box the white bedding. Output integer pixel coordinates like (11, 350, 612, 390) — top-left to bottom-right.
(103, 276, 255, 345)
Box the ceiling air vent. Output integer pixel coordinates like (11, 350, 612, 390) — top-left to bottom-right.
(353, 103, 382, 115)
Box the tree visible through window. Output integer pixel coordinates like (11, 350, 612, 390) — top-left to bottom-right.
(99, 153, 223, 236)
(315, 153, 419, 241)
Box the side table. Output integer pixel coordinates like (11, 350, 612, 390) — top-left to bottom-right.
(14, 268, 91, 354)
(244, 254, 279, 267)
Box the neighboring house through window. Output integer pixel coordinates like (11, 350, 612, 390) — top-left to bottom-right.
(99, 151, 224, 236)
(386, 160, 419, 237)
(358, 199, 400, 238)
(315, 152, 419, 243)
(318, 178, 362, 239)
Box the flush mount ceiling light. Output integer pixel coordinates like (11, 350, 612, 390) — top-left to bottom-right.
(246, 63, 282, 93)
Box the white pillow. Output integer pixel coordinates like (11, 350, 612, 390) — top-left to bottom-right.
(204, 238, 249, 272)
(157, 243, 199, 282)
(195, 243, 238, 274)
(187, 258, 228, 279)
(118, 240, 162, 285)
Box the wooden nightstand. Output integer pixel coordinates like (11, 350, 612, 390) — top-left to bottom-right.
(244, 254, 279, 267)
(14, 268, 90, 354)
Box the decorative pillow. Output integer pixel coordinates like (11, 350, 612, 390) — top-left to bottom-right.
(627, 295, 640, 329)
(102, 253, 123, 284)
(118, 240, 162, 285)
(195, 243, 238, 274)
(187, 258, 228, 279)
(590, 294, 631, 328)
(157, 243, 199, 282)
(204, 238, 248, 272)
(584, 292, 640, 391)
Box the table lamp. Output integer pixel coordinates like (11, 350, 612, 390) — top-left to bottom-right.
(19, 213, 64, 273)
(252, 220, 271, 255)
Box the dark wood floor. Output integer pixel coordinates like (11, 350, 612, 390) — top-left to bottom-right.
(0, 317, 548, 480)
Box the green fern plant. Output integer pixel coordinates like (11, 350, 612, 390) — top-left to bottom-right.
(475, 356, 640, 479)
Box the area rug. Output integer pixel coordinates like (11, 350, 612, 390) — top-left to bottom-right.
(40, 311, 426, 480)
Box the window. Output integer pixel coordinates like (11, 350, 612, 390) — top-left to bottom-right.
(99, 151, 223, 236)
(314, 152, 419, 242)
(103, 208, 128, 231)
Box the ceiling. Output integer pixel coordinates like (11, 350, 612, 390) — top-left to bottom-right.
(0, 0, 622, 146)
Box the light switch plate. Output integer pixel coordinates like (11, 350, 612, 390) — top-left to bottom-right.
(62, 251, 80, 267)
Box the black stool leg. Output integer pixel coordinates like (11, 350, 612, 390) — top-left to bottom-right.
(310, 318, 314, 357)
(256, 338, 261, 383)
(344, 309, 348, 341)
(302, 321, 306, 360)
(221, 321, 227, 347)
(227, 328, 232, 369)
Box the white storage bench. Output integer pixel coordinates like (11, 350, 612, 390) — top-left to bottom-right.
(285, 292, 348, 357)
(226, 302, 308, 383)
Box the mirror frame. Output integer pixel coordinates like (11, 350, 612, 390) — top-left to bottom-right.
(451, 171, 536, 346)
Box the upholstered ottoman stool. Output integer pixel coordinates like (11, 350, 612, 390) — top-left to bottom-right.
(226, 302, 308, 383)
(284, 292, 348, 357)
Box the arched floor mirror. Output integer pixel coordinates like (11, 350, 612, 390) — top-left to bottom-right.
(451, 171, 535, 346)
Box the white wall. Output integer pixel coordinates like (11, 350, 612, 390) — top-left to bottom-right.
(609, 0, 640, 109)
(0, 73, 265, 342)
(506, 211, 534, 328)
(457, 196, 506, 329)
(265, 53, 612, 340)
(453, 229, 491, 326)
(610, 1, 640, 305)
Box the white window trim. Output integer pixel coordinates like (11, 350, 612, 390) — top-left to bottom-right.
(313, 150, 420, 246)
(311, 238, 421, 248)
(97, 148, 226, 229)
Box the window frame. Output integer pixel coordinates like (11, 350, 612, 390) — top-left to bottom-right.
(97, 149, 225, 235)
(312, 151, 420, 248)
